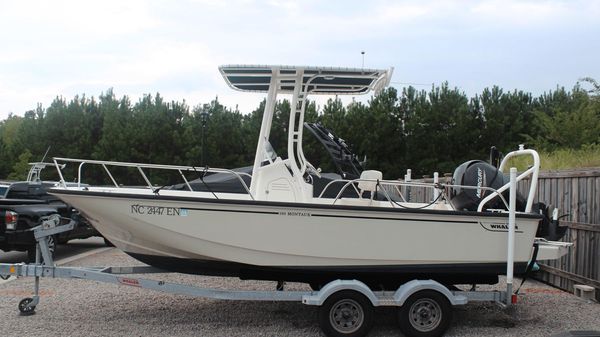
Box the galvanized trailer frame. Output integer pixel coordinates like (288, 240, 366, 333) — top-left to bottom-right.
(0, 239, 507, 309)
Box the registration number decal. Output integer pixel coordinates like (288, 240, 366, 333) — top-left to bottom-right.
(131, 204, 188, 216)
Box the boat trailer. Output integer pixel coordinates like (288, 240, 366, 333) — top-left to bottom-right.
(0, 169, 547, 337)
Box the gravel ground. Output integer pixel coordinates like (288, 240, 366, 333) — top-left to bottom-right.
(0, 248, 599, 337)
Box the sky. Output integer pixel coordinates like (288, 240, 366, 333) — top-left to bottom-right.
(0, 0, 599, 120)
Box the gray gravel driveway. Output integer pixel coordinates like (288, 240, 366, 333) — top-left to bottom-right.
(0, 248, 598, 337)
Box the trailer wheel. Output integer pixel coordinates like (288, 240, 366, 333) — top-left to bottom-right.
(18, 298, 36, 316)
(318, 290, 374, 337)
(398, 290, 452, 337)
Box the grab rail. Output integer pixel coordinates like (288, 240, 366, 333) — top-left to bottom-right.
(52, 157, 254, 200)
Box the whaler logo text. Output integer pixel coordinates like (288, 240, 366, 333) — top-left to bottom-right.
(480, 222, 521, 233)
(131, 204, 187, 216)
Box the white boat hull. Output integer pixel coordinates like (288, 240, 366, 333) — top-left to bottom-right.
(52, 189, 542, 285)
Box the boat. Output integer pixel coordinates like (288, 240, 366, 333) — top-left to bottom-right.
(48, 65, 570, 289)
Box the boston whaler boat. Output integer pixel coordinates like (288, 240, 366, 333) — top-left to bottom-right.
(49, 65, 569, 286)
(46, 65, 570, 336)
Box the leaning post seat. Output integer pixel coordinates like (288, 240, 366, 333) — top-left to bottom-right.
(358, 170, 383, 199)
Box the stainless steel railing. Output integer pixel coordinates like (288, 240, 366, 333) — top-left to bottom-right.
(52, 157, 254, 200)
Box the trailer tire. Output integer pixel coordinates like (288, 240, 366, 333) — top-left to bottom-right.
(318, 290, 374, 337)
(18, 298, 36, 316)
(397, 290, 452, 337)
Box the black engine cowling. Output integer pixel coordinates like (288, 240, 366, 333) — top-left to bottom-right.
(449, 160, 525, 211)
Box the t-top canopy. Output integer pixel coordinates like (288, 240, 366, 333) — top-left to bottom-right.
(219, 65, 393, 95)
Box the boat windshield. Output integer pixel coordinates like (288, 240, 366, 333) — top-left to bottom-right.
(262, 141, 277, 163)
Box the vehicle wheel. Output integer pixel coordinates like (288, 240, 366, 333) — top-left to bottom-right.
(18, 298, 36, 316)
(27, 235, 56, 264)
(103, 237, 115, 247)
(318, 290, 374, 337)
(397, 290, 452, 337)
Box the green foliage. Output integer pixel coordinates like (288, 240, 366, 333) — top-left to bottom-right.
(354, 88, 403, 176)
(401, 84, 483, 175)
(93, 89, 133, 162)
(530, 87, 600, 150)
(541, 144, 600, 169)
(505, 144, 600, 171)
(7, 150, 32, 180)
(0, 115, 23, 175)
(186, 97, 246, 168)
(477, 87, 534, 152)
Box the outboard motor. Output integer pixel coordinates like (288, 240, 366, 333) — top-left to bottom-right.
(450, 160, 525, 211)
(534, 202, 568, 241)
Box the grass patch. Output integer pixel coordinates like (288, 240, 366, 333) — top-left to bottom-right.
(505, 144, 600, 171)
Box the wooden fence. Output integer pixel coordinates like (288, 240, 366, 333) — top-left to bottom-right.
(534, 221, 599, 300)
(522, 168, 600, 224)
(517, 169, 600, 300)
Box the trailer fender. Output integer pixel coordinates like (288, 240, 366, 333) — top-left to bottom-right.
(302, 279, 378, 306)
(393, 279, 467, 306)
